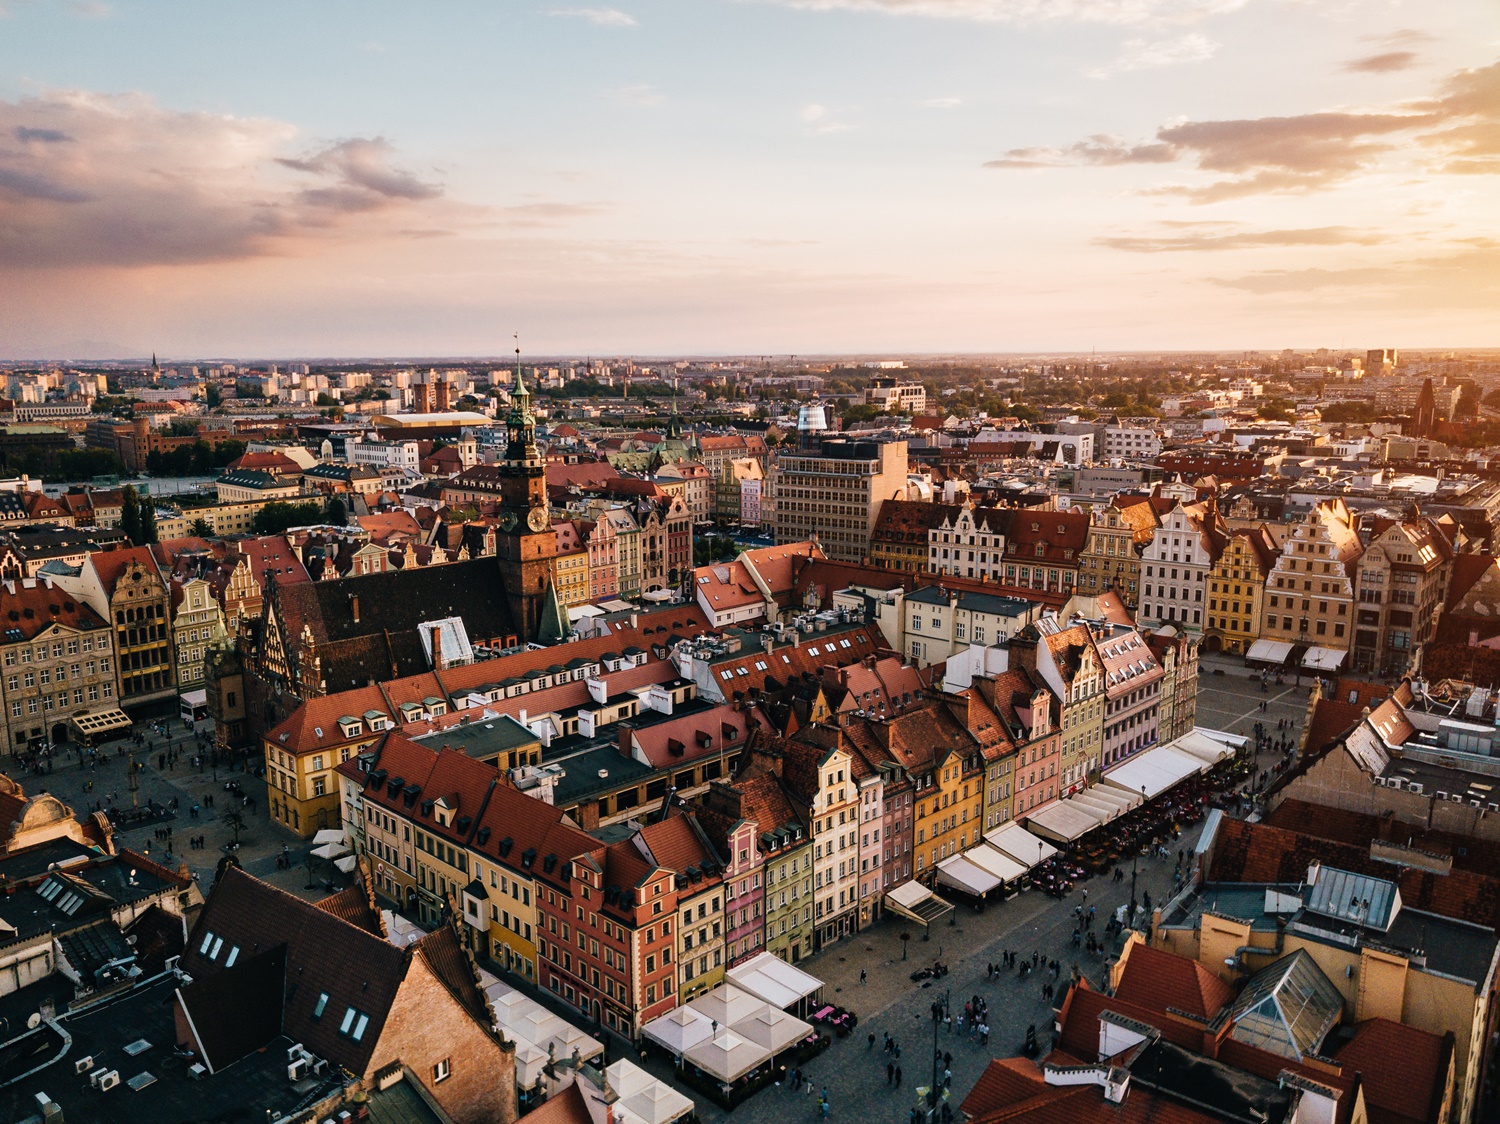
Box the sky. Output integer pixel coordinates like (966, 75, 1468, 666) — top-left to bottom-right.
(0, 0, 1497, 359)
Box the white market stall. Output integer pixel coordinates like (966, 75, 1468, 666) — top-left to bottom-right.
(1174, 728, 1240, 766)
(688, 985, 768, 1030)
(601, 1059, 696, 1124)
(935, 853, 1003, 897)
(1302, 646, 1346, 674)
(963, 842, 1029, 885)
(721, 1006, 813, 1058)
(1246, 639, 1294, 666)
(484, 977, 604, 1069)
(884, 879, 954, 927)
(1101, 745, 1210, 801)
(682, 1028, 769, 1084)
(725, 951, 823, 1015)
(643, 1005, 715, 1058)
(985, 823, 1058, 868)
(1025, 798, 1106, 843)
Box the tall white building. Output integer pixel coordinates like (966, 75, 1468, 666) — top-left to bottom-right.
(1103, 426, 1162, 459)
(1138, 501, 1225, 633)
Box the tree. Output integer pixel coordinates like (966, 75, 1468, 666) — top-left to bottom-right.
(204, 383, 222, 409)
(326, 497, 347, 526)
(120, 486, 141, 544)
(1258, 398, 1294, 422)
(1456, 386, 1481, 419)
(251, 501, 325, 535)
(139, 500, 158, 544)
(1483, 388, 1500, 410)
(315, 392, 337, 407)
(190, 517, 213, 537)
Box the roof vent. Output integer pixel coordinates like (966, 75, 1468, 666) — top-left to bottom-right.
(475, 826, 491, 845)
(522, 847, 537, 868)
(499, 837, 513, 857)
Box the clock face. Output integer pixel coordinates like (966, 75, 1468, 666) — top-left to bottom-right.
(527, 507, 549, 533)
(500, 511, 518, 532)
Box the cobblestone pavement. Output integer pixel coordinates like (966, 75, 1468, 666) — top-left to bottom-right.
(17, 688, 1274, 1124)
(661, 822, 1206, 1124)
(16, 719, 331, 902)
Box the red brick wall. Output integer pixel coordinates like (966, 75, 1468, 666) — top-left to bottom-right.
(367, 957, 517, 1124)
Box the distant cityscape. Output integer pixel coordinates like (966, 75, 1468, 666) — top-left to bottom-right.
(0, 347, 1498, 1124)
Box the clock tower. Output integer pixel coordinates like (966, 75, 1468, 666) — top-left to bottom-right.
(495, 371, 557, 640)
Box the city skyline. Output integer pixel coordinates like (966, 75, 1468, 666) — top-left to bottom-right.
(1, 0, 1497, 358)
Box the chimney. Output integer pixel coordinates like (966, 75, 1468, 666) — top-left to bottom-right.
(431, 625, 444, 671)
(351, 594, 360, 624)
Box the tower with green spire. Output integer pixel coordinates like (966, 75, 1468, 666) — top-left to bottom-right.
(495, 343, 558, 642)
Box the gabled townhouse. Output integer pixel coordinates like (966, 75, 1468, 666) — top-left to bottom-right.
(1204, 525, 1276, 656)
(1010, 620, 1105, 795)
(633, 814, 726, 1003)
(1262, 498, 1362, 671)
(695, 791, 768, 968)
(1352, 517, 1452, 677)
(707, 768, 814, 963)
(973, 669, 1061, 824)
(781, 732, 862, 949)
(43, 544, 176, 711)
(1093, 623, 1163, 770)
(1138, 499, 1227, 634)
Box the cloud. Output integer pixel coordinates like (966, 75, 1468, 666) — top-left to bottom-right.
(922, 96, 964, 109)
(1095, 225, 1387, 251)
(984, 134, 1175, 167)
(800, 103, 851, 133)
(1364, 28, 1434, 47)
(1343, 50, 1418, 74)
(609, 84, 664, 106)
(758, 0, 1247, 26)
(1088, 32, 1216, 78)
(277, 137, 441, 212)
(548, 7, 636, 26)
(0, 90, 446, 268)
(499, 201, 611, 227)
(986, 59, 1500, 198)
(1210, 242, 1500, 295)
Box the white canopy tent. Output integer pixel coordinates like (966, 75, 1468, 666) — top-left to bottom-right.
(1026, 799, 1105, 843)
(936, 853, 1003, 896)
(1101, 745, 1209, 801)
(1246, 639, 1294, 665)
(724, 1006, 813, 1058)
(312, 828, 347, 846)
(1192, 727, 1250, 752)
(1302, 646, 1346, 673)
(688, 985, 767, 1029)
(1070, 791, 1125, 823)
(642, 1005, 715, 1057)
(484, 978, 604, 1068)
(682, 1029, 769, 1084)
(1172, 728, 1239, 766)
(884, 880, 954, 926)
(601, 1060, 696, 1124)
(310, 841, 351, 860)
(725, 952, 822, 1012)
(985, 823, 1058, 868)
(963, 842, 1029, 884)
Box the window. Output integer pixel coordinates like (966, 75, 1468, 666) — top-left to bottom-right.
(339, 1007, 370, 1041)
(433, 1058, 451, 1083)
(312, 992, 329, 1020)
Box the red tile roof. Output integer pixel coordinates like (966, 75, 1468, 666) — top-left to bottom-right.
(0, 578, 108, 641)
(1332, 1018, 1451, 1124)
(636, 814, 719, 875)
(1112, 941, 1233, 1021)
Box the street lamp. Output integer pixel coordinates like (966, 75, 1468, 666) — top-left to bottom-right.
(929, 988, 949, 1114)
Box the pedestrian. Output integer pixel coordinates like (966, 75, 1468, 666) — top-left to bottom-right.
(887, 1062, 894, 1085)
(943, 1067, 951, 1090)
(944, 1012, 952, 1033)
(895, 1066, 902, 1087)
(859, 968, 867, 985)
(868, 1031, 875, 1050)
